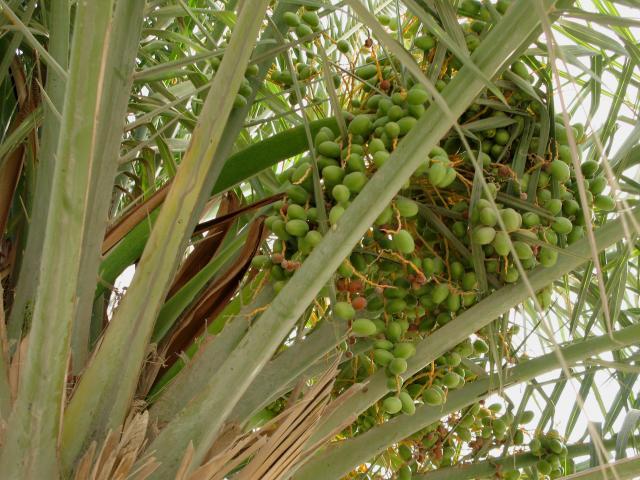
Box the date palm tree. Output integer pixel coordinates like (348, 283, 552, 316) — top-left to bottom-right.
(0, 0, 639, 479)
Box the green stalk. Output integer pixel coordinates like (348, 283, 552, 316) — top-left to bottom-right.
(60, 1, 270, 472)
(70, 0, 147, 372)
(0, 1, 117, 477)
(7, 0, 69, 347)
(293, 324, 640, 479)
(143, 0, 559, 475)
(224, 318, 348, 427)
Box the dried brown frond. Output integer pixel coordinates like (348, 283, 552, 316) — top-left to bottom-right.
(73, 411, 159, 480)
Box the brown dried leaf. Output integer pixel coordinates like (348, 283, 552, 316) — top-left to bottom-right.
(174, 441, 194, 480)
(73, 441, 97, 480)
(189, 430, 267, 480)
(234, 360, 340, 480)
(167, 192, 239, 298)
(127, 457, 160, 480)
(157, 217, 267, 373)
(74, 412, 155, 480)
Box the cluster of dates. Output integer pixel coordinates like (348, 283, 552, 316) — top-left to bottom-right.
(248, 2, 604, 478)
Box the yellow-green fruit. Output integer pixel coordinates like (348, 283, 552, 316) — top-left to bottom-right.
(438, 167, 458, 187)
(383, 396, 403, 414)
(581, 160, 599, 177)
(479, 207, 498, 226)
(548, 438, 564, 454)
(352, 318, 377, 336)
(544, 198, 563, 216)
(500, 208, 522, 232)
(349, 114, 372, 136)
(386, 298, 407, 314)
(511, 60, 530, 80)
(493, 418, 507, 434)
(389, 357, 408, 375)
(251, 255, 270, 268)
(398, 444, 413, 461)
(318, 140, 341, 158)
(431, 283, 450, 304)
(513, 241, 533, 260)
(394, 229, 415, 254)
(393, 342, 416, 359)
(503, 470, 521, 480)
(407, 86, 429, 105)
(423, 386, 445, 406)
(234, 94, 248, 108)
(396, 197, 419, 217)
(384, 121, 401, 138)
(335, 301, 355, 320)
(474, 338, 489, 354)
(356, 63, 378, 80)
(322, 165, 345, 186)
(329, 205, 345, 225)
(287, 204, 307, 220)
(343, 172, 367, 193)
(548, 159, 570, 183)
(290, 164, 311, 187)
(374, 349, 394, 367)
(375, 339, 394, 350)
(589, 176, 607, 195)
(369, 137, 386, 154)
(472, 226, 496, 245)
(514, 429, 525, 445)
(301, 11, 320, 27)
(285, 219, 309, 237)
(558, 144, 572, 163)
(539, 246, 558, 267)
(443, 372, 461, 389)
(594, 194, 615, 211)
(386, 321, 402, 342)
(492, 231, 511, 256)
(398, 465, 412, 480)
(502, 265, 519, 283)
(495, 129, 510, 146)
(520, 410, 535, 424)
(283, 12, 301, 27)
(537, 459, 552, 475)
(332, 184, 350, 203)
(337, 39, 350, 53)
(399, 391, 416, 415)
(305, 230, 322, 248)
(428, 162, 447, 185)
(551, 216, 572, 234)
(373, 150, 390, 168)
(398, 116, 417, 135)
(376, 205, 393, 225)
(415, 35, 435, 51)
